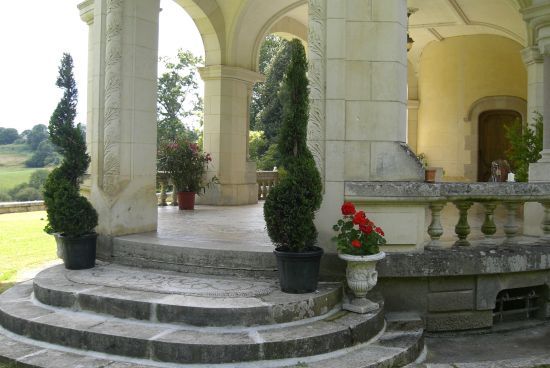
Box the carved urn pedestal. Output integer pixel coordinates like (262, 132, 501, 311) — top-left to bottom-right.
(338, 252, 386, 314)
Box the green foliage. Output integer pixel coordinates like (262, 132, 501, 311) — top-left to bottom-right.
(504, 112, 543, 182)
(250, 35, 290, 136)
(157, 135, 215, 193)
(25, 139, 60, 168)
(253, 40, 292, 143)
(249, 130, 268, 162)
(29, 169, 50, 190)
(256, 143, 281, 171)
(12, 187, 42, 201)
(0, 127, 19, 145)
(0, 190, 11, 202)
(264, 40, 323, 252)
(157, 49, 203, 144)
(27, 124, 49, 150)
(43, 53, 97, 237)
(333, 202, 386, 256)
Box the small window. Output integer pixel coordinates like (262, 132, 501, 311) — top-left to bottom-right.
(493, 286, 545, 324)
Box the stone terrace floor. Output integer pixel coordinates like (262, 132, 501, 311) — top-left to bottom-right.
(149, 201, 525, 249)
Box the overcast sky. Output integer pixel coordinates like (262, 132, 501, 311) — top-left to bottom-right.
(0, 0, 204, 133)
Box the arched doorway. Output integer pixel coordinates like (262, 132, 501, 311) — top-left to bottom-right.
(477, 109, 521, 181)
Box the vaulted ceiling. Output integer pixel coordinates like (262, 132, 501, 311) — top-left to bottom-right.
(407, 0, 527, 70)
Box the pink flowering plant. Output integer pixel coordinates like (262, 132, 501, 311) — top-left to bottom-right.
(333, 202, 386, 256)
(158, 136, 216, 194)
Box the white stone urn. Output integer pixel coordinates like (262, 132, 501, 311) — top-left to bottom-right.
(338, 252, 386, 314)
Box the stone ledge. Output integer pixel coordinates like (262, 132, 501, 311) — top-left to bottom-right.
(378, 244, 550, 277)
(0, 201, 45, 214)
(345, 181, 550, 202)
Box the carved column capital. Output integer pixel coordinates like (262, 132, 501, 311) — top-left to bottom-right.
(198, 65, 264, 86)
(78, 0, 94, 25)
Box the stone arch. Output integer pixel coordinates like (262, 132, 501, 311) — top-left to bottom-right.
(172, 0, 225, 65)
(228, 0, 306, 70)
(464, 95, 527, 181)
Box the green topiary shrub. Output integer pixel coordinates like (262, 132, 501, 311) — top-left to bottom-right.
(43, 53, 97, 237)
(263, 39, 323, 252)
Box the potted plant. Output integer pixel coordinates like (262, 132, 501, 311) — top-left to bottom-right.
(157, 135, 215, 210)
(43, 53, 98, 270)
(333, 202, 386, 313)
(264, 39, 323, 294)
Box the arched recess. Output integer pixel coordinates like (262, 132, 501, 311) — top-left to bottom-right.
(228, 0, 307, 70)
(172, 0, 225, 65)
(464, 95, 527, 181)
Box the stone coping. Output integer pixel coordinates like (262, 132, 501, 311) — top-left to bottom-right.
(345, 181, 550, 202)
(0, 200, 45, 214)
(377, 243, 550, 277)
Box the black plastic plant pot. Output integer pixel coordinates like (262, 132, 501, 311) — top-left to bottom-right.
(56, 233, 97, 270)
(274, 246, 324, 294)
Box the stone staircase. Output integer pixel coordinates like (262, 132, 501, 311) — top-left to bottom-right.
(0, 262, 424, 367)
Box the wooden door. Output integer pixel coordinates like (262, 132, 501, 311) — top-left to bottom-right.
(477, 110, 520, 182)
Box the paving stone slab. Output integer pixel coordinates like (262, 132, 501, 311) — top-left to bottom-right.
(0, 283, 383, 364)
(34, 264, 342, 327)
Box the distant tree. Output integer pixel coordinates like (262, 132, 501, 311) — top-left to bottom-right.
(157, 49, 203, 144)
(27, 124, 49, 150)
(29, 169, 50, 191)
(25, 140, 60, 168)
(0, 127, 19, 145)
(250, 36, 291, 143)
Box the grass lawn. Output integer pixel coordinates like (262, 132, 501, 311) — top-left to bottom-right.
(0, 144, 36, 192)
(0, 211, 57, 293)
(0, 167, 38, 191)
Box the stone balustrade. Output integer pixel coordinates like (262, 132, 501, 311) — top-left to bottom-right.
(256, 171, 278, 200)
(157, 171, 280, 205)
(345, 182, 550, 248)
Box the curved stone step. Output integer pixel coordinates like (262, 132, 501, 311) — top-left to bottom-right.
(0, 312, 423, 368)
(33, 264, 342, 327)
(0, 282, 384, 364)
(110, 233, 278, 278)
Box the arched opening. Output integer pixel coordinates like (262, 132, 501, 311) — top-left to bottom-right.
(477, 109, 521, 181)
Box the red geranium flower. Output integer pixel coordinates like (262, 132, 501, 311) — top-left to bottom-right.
(341, 202, 356, 216)
(352, 211, 367, 226)
(375, 227, 384, 236)
(360, 224, 373, 234)
(351, 239, 361, 248)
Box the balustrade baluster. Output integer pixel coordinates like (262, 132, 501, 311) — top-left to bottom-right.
(502, 201, 521, 245)
(481, 202, 498, 245)
(158, 176, 168, 207)
(453, 201, 473, 246)
(262, 180, 268, 199)
(258, 182, 262, 200)
(427, 202, 446, 249)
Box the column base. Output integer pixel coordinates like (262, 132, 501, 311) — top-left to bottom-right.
(197, 183, 258, 205)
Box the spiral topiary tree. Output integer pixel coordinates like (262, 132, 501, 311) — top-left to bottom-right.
(263, 39, 322, 252)
(43, 53, 98, 237)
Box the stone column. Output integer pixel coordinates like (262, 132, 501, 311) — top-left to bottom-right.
(312, 0, 425, 251)
(522, 1, 550, 235)
(198, 65, 263, 205)
(78, 0, 95, 156)
(521, 47, 544, 123)
(87, 0, 160, 252)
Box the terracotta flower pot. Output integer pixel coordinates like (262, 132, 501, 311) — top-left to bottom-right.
(177, 192, 196, 210)
(425, 168, 437, 183)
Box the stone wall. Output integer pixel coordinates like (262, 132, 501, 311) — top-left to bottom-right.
(0, 201, 45, 214)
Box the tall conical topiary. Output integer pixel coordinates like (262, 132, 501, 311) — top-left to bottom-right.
(43, 53, 98, 236)
(264, 39, 323, 252)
